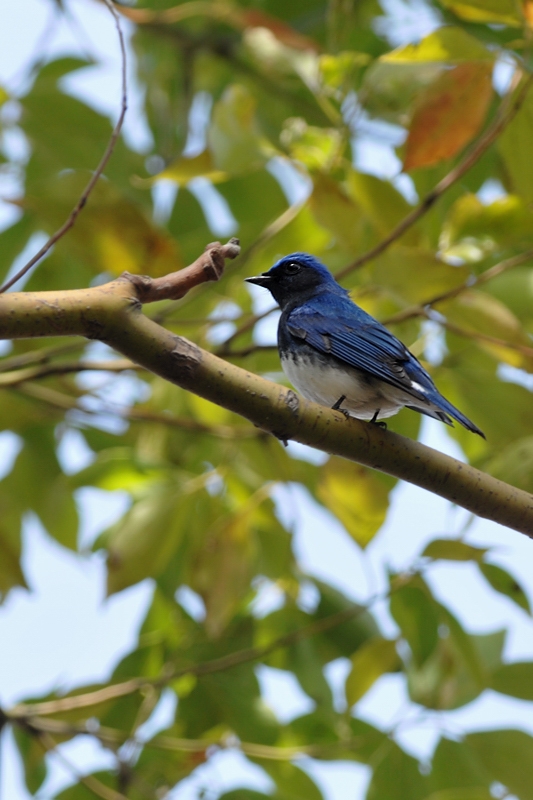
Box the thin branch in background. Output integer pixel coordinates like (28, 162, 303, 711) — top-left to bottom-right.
(0, 358, 139, 386)
(336, 69, 533, 279)
(13, 380, 262, 438)
(384, 249, 533, 326)
(8, 598, 377, 719)
(29, 728, 126, 800)
(0, 0, 128, 294)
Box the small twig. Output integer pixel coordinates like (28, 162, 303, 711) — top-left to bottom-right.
(0, 0, 128, 294)
(336, 69, 533, 279)
(123, 238, 240, 303)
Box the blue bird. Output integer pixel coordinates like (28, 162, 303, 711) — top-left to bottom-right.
(246, 253, 485, 438)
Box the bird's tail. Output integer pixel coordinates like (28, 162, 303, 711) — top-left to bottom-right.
(407, 397, 485, 439)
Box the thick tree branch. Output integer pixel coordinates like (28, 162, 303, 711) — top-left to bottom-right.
(0, 255, 532, 534)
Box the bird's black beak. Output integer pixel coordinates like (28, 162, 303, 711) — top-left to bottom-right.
(245, 274, 272, 288)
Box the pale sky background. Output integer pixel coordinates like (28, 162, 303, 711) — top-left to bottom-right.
(1, 2, 533, 799)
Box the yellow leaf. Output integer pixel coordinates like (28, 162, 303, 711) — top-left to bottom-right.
(345, 637, 399, 706)
(317, 458, 391, 548)
(382, 27, 494, 63)
(156, 149, 227, 186)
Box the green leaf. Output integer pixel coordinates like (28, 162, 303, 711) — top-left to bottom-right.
(466, 729, 533, 800)
(422, 539, 488, 562)
(317, 457, 392, 548)
(367, 741, 429, 800)
(345, 636, 400, 706)
(105, 479, 194, 595)
(208, 84, 273, 174)
(441, 194, 533, 262)
(259, 761, 324, 800)
(478, 562, 531, 614)
(428, 736, 491, 793)
(490, 661, 533, 700)
(346, 170, 418, 243)
(389, 583, 440, 666)
(499, 92, 533, 203)
(373, 246, 469, 305)
(281, 120, 344, 171)
(13, 725, 47, 794)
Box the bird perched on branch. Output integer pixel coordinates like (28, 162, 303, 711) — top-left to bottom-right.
(246, 253, 485, 438)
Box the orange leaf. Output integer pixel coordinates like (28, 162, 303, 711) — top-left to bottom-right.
(404, 61, 493, 171)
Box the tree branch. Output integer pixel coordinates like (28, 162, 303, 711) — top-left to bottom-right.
(0, 243, 532, 534)
(125, 237, 240, 302)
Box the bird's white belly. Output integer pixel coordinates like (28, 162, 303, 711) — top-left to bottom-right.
(281, 353, 408, 420)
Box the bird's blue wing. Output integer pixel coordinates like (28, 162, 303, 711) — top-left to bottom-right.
(286, 301, 432, 403)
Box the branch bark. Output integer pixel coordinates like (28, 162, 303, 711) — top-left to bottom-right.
(0, 244, 532, 535)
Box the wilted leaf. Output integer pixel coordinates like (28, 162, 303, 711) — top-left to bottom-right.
(404, 62, 493, 171)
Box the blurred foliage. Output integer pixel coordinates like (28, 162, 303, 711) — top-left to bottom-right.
(1, 0, 533, 798)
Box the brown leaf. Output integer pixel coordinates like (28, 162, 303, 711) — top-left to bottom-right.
(404, 61, 493, 171)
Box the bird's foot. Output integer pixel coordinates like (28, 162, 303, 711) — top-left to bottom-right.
(332, 395, 350, 418)
(370, 409, 387, 430)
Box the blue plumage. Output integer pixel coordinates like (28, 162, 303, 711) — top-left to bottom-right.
(246, 253, 485, 438)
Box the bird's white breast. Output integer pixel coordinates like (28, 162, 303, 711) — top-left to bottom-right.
(281, 352, 409, 419)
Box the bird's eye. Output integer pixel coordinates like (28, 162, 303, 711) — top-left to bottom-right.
(285, 262, 301, 275)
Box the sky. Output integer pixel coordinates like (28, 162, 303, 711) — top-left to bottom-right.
(1, 2, 533, 800)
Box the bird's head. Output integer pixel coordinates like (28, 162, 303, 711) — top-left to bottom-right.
(246, 253, 344, 307)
